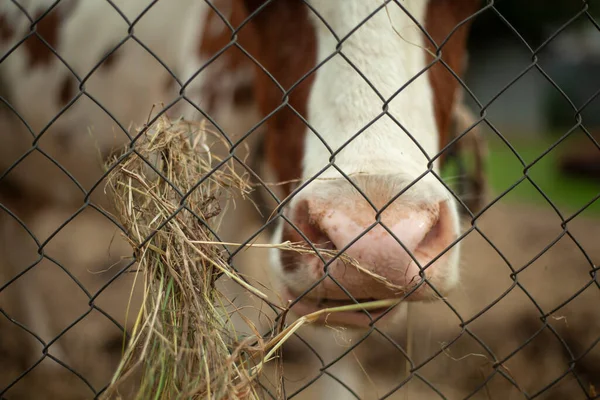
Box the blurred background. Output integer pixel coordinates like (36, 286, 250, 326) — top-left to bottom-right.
(464, 0, 600, 216)
(0, 1, 599, 399)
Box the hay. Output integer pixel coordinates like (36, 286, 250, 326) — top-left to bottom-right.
(101, 115, 404, 399)
(102, 115, 265, 399)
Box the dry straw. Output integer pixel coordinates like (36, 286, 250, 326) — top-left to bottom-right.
(102, 115, 265, 399)
(101, 115, 404, 399)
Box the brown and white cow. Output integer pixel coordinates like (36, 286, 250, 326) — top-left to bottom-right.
(251, 1, 480, 326)
(0, 0, 480, 330)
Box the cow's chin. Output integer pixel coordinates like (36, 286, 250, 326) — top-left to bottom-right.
(273, 277, 456, 328)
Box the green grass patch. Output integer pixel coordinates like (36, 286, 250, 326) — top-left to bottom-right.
(442, 135, 599, 217)
(487, 138, 599, 217)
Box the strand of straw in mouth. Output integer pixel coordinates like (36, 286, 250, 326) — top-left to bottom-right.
(250, 297, 404, 374)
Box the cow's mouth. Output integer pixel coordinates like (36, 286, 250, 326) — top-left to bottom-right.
(281, 287, 402, 327)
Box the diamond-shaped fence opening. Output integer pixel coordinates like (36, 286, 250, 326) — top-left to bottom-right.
(1, 0, 599, 399)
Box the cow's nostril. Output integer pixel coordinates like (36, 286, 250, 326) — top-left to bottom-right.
(280, 200, 336, 272)
(286, 200, 334, 250)
(413, 201, 454, 264)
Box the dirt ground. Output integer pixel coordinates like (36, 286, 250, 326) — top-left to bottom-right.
(0, 195, 598, 399)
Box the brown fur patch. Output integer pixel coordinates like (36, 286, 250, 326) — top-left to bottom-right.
(0, 14, 15, 41)
(197, 0, 260, 111)
(425, 0, 480, 162)
(242, 0, 316, 196)
(24, 10, 61, 68)
(59, 76, 75, 106)
(233, 83, 254, 107)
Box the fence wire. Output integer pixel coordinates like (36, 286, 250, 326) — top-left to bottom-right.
(0, 0, 599, 399)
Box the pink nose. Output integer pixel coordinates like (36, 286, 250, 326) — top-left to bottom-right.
(280, 198, 458, 300)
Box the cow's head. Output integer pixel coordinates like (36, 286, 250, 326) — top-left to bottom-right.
(240, 0, 480, 325)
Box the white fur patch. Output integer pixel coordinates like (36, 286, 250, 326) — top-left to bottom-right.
(303, 0, 439, 193)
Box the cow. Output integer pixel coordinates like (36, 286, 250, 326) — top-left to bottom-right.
(0, 0, 480, 332)
(253, 1, 480, 326)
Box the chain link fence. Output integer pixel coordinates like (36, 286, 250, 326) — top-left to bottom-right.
(1, 0, 599, 399)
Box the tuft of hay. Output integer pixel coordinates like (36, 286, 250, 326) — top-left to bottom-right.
(101, 115, 405, 400)
(102, 115, 266, 399)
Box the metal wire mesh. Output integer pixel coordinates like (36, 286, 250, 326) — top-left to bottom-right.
(0, 0, 599, 399)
